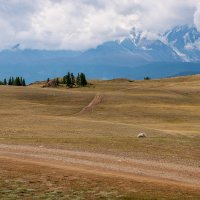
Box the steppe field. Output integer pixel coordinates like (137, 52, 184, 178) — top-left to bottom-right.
(0, 75, 200, 200)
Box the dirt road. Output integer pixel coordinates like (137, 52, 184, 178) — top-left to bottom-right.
(0, 144, 199, 189)
(78, 94, 103, 114)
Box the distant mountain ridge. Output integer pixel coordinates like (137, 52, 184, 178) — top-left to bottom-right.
(94, 24, 200, 63)
(0, 25, 200, 82)
(163, 25, 200, 62)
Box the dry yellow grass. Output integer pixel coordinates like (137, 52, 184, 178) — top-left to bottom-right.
(0, 75, 200, 199)
(1, 76, 200, 161)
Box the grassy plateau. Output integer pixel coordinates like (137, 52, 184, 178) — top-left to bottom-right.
(0, 75, 200, 199)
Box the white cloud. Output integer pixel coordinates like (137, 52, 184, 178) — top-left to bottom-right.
(0, 0, 199, 50)
(194, 3, 200, 31)
(185, 39, 200, 50)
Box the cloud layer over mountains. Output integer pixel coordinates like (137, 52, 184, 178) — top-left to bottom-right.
(0, 0, 200, 50)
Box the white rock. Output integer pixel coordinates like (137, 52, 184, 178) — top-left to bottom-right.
(137, 133, 147, 138)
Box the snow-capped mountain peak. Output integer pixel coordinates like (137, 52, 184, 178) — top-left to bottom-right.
(129, 28, 143, 47)
(165, 25, 200, 61)
(120, 25, 200, 62)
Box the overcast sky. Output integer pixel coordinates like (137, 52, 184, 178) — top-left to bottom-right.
(0, 0, 200, 50)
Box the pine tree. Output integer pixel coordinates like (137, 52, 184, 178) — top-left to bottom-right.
(76, 73, 81, 86)
(66, 72, 72, 87)
(80, 73, 87, 86)
(8, 77, 12, 85)
(15, 77, 21, 86)
(7, 76, 26, 86)
(22, 79, 26, 86)
(63, 75, 66, 84)
(20, 77, 23, 86)
(11, 77, 14, 85)
(71, 73, 75, 87)
(3, 78, 7, 85)
(144, 76, 151, 80)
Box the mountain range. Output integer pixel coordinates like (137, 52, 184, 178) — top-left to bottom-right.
(0, 25, 200, 82)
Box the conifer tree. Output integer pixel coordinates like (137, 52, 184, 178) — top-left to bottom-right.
(11, 77, 14, 85)
(20, 77, 23, 86)
(80, 73, 87, 86)
(144, 76, 151, 80)
(22, 79, 26, 86)
(76, 73, 81, 86)
(7, 76, 26, 86)
(3, 78, 7, 85)
(63, 75, 66, 84)
(8, 77, 12, 85)
(15, 77, 20, 86)
(66, 72, 72, 87)
(71, 73, 75, 87)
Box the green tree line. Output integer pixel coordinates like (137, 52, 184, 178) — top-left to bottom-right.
(62, 72, 87, 88)
(0, 77, 26, 86)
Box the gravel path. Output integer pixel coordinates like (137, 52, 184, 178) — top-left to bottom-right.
(0, 144, 199, 189)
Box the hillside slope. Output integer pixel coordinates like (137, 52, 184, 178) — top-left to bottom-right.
(0, 75, 200, 199)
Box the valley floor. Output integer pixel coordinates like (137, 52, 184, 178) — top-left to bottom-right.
(0, 75, 200, 199)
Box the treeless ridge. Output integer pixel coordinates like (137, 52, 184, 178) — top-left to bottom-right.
(0, 144, 199, 190)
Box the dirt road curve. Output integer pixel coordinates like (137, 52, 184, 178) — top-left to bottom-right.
(0, 144, 199, 189)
